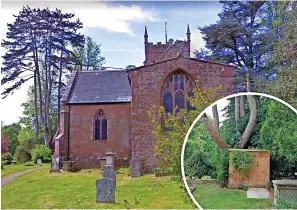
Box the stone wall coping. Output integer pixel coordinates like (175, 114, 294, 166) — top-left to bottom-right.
(272, 179, 297, 186)
(229, 149, 270, 153)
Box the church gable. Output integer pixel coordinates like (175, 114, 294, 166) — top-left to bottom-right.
(128, 54, 235, 170)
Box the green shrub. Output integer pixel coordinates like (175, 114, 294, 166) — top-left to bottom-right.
(1, 152, 13, 165)
(237, 184, 248, 191)
(30, 144, 52, 163)
(14, 139, 36, 164)
(24, 161, 35, 166)
(231, 150, 254, 175)
(276, 192, 297, 209)
(184, 149, 216, 178)
(215, 149, 229, 187)
(14, 145, 31, 163)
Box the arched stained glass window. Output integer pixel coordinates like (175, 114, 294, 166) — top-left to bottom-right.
(94, 110, 107, 140)
(162, 71, 194, 114)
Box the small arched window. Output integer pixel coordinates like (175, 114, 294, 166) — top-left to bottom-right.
(94, 110, 107, 140)
(162, 71, 194, 114)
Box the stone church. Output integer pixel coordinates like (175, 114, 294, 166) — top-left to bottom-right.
(54, 25, 235, 171)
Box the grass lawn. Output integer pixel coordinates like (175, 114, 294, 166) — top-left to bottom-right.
(1, 167, 194, 209)
(193, 183, 273, 209)
(1, 163, 50, 178)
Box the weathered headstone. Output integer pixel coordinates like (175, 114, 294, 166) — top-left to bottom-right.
(37, 159, 42, 166)
(96, 177, 115, 203)
(49, 155, 60, 173)
(130, 157, 141, 177)
(103, 166, 116, 186)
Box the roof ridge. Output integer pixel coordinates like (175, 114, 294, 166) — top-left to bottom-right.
(79, 69, 126, 73)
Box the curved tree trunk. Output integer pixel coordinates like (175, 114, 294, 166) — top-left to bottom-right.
(212, 104, 220, 132)
(238, 95, 257, 148)
(200, 114, 227, 150)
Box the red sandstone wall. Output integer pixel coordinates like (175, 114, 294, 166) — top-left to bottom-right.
(144, 41, 190, 65)
(128, 56, 234, 171)
(68, 103, 132, 168)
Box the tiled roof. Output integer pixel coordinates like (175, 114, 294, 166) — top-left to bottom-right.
(65, 70, 131, 104)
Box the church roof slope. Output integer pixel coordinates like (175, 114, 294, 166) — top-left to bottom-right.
(66, 70, 131, 104)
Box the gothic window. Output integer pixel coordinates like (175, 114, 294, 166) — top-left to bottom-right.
(162, 71, 194, 114)
(94, 110, 107, 140)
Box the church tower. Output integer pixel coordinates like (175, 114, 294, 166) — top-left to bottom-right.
(143, 25, 191, 65)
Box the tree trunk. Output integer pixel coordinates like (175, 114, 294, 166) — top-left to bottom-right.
(57, 51, 63, 134)
(33, 70, 39, 141)
(240, 95, 246, 118)
(238, 95, 257, 148)
(212, 104, 220, 132)
(34, 38, 48, 146)
(235, 96, 240, 121)
(200, 114, 227, 150)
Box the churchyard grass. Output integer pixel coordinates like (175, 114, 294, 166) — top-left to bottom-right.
(193, 183, 273, 209)
(1, 164, 50, 178)
(1, 167, 194, 209)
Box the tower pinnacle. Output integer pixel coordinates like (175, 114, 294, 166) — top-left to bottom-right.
(144, 26, 148, 44)
(186, 24, 191, 41)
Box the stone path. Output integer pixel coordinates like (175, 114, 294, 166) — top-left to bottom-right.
(1, 168, 41, 187)
(247, 188, 270, 199)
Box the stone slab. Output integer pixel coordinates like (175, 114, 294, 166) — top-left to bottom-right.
(96, 177, 115, 203)
(103, 167, 116, 187)
(247, 188, 269, 199)
(130, 157, 141, 178)
(37, 159, 42, 165)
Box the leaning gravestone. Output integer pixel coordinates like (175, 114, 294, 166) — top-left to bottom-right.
(96, 177, 115, 203)
(37, 159, 42, 166)
(130, 157, 141, 177)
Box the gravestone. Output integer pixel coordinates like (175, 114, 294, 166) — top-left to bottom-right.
(130, 157, 141, 177)
(37, 159, 42, 166)
(103, 166, 116, 186)
(49, 155, 60, 173)
(96, 177, 115, 203)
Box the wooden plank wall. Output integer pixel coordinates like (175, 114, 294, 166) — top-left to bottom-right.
(229, 149, 270, 187)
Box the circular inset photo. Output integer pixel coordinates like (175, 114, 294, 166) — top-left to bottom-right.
(182, 93, 297, 209)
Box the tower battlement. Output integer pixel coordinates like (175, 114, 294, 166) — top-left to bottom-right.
(143, 25, 191, 65)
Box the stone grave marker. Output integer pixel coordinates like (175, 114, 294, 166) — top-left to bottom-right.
(130, 157, 141, 177)
(96, 177, 115, 203)
(37, 159, 42, 166)
(103, 166, 116, 186)
(49, 155, 60, 173)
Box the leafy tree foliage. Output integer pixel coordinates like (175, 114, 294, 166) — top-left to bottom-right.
(73, 36, 105, 70)
(184, 121, 217, 178)
(265, 2, 297, 108)
(1, 132, 9, 154)
(1, 123, 21, 155)
(126, 65, 136, 70)
(1, 6, 84, 146)
(259, 100, 297, 179)
(147, 82, 222, 176)
(196, 1, 276, 91)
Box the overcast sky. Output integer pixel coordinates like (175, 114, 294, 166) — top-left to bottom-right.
(1, 1, 223, 125)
